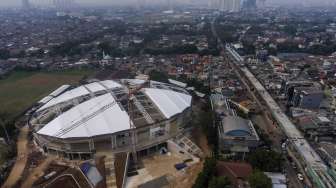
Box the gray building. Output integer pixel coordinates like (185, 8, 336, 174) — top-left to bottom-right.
(218, 116, 259, 153)
(292, 87, 324, 109)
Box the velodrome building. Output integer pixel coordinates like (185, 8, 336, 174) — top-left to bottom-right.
(30, 79, 192, 160)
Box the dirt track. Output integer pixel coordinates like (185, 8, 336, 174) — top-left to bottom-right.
(2, 126, 29, 188)
(20, 156, 55, 188)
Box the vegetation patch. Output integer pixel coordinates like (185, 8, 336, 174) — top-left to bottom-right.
(0, 69, 95, 120)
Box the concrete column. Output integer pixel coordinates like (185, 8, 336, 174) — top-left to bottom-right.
(91, 139, 95, 150)
(111, 136, 114, 149)
(165, 121, 170, 134)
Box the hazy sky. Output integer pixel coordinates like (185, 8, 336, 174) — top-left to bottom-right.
(0, 0, 335, 7)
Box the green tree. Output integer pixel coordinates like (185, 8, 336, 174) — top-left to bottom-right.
(149, 70, 169, 83)
(0, 49, 10, 60)
(209, 176, 231, 188)
(193, 157, 217, 188)
(193, 171, 208, 188)
(248, 149, 283, 172)
(248, 170, 272, 188)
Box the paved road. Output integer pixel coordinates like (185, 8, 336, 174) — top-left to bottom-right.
(2, 125, 29, 188)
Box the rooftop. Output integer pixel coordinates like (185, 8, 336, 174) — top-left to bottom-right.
(35, 79, 192, 139)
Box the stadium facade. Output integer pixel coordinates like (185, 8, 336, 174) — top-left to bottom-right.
(30, 79, 192, 160)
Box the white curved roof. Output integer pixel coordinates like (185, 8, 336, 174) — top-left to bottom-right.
(37, 93, 131, 139)
(143, 88, 192, 118)
(38, 80, 122, 112)
(36, 80, 192, 139)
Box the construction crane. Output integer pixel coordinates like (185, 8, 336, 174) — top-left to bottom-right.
(125, 80, 150, 165)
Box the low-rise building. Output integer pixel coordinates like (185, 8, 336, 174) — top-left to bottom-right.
(291, 87, 324, 109)
(216, 161, 252, 188)
(218, 116, 260, 153)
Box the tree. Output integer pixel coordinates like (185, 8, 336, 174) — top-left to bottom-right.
(193, 171, 208, 188)
(149, 70, 169, 83)
(193, 157, 217, 188)
(248, 170, 272, 188)
(0, 49, 10, 60)
(209, 176, 231, 188)
(248, 149, 283, 172)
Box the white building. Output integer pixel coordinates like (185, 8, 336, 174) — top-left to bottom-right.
(30, 79, 192, 160)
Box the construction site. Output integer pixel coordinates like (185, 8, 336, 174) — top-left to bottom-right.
(2, 78, 204, 188)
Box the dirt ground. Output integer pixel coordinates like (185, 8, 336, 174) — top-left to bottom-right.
(190, 102, 212, 157)
(126, 152, 201, 188)
(142, 153, 188, 178)
(2, 126, 29, 188)
(170, 161, 203, 188)
(20, 156, 55, 188)
(191, 127, 211, 157)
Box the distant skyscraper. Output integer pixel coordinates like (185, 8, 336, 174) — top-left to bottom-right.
(167, 0, 173, 10)
(53, 0, 76, 10)
(242, 0, 256, 10)
(257, 0, 266, 8)
(219, 0, 240, 12)
(233, 0, 241, 12)
(22, 0, 31, 9)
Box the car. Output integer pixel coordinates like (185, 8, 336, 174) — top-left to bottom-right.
(297, 173, 304, 181)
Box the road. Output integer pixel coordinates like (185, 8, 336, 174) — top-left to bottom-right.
(2, 125, 29, 188)
(251, 115, 304, 188)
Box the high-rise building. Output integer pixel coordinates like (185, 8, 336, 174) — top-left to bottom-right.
(53, 0, 76, 10)
(233, 0, 241, 12)
(242, 0, 256, 10)
(219, 0, 240, 12)
(257, 0, 266, 8)
(22, 0, 31, 9)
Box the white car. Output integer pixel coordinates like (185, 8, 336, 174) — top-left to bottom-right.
(297, 173, 304, 181)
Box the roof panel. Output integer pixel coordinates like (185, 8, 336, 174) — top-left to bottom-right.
(36, 80, 192, 139)
(37, 94, 131, 138)
(37, 81, 122, 112)
(143, 88, 191, 118)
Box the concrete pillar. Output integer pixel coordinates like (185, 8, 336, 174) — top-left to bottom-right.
(91, 139, 95, 150)
(165, 121, 170, 134)
(111, 136, 114, 149)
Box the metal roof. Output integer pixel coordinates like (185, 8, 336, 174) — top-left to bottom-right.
(37, 93, 131, 138)
(36, 80, 192, 139)
(221, 116, 253, 136)
(143, 88, 192, 118)
(37, 80, 122, 112)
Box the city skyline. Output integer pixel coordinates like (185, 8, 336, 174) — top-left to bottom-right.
(0, 0, 336, 7)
